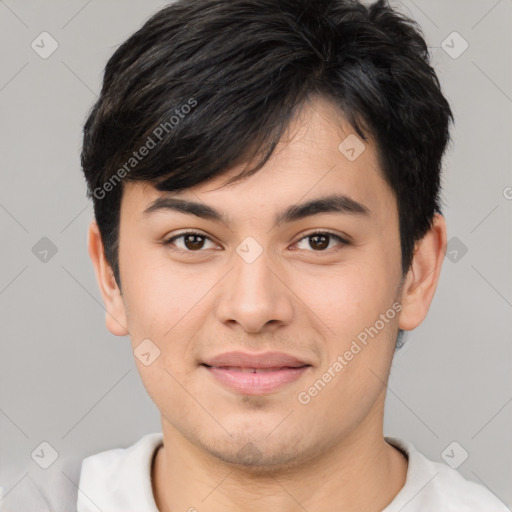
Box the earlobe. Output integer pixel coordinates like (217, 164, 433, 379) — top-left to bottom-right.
(87, 220, 129, 337)
(398, 213, 447, 331)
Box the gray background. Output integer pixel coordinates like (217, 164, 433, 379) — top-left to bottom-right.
(1, 0, 511, 507)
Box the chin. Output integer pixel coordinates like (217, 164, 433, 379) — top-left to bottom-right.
(192, 427, 316, 473)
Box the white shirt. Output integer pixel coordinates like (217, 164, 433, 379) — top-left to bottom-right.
(74, 432, 509, 511)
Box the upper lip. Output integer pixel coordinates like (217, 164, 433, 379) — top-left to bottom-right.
(202, 351, 311, 369)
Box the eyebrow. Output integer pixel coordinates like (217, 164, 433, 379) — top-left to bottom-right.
(143, 193, 371, 227)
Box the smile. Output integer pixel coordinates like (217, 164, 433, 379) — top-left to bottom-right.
(202, 364, 311, 394)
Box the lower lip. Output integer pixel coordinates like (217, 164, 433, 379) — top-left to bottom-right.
(204, 365, 310, 395)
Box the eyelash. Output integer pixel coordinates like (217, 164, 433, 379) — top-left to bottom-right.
(162, 230, 349, 255)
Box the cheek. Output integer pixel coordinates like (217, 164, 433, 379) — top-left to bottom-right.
(295, 264, 399, 427)
(295, 256, 401, 408)
(120, 245, 192, 331)
(295, 257, 398, 341)
(121, 252, 221, 376)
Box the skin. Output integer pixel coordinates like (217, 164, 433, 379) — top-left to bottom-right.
(88, 96, 447, 511)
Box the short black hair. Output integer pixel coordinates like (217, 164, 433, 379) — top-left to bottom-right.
(81, 0, 453, 314)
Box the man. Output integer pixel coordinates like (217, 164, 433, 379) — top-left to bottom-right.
(3, 0, 509, 510)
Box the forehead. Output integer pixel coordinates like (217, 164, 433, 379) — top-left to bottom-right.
(121, 96, 396, 226)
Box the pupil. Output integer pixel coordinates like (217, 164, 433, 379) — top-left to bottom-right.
(311, 234, 329, 250)
(185, 234, 204, 250)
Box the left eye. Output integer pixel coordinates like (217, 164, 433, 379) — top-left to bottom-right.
(294, 232, 348, 252)
(163, 231, 348, 253)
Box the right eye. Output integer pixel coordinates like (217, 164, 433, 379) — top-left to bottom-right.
(163, 230, 220, 252)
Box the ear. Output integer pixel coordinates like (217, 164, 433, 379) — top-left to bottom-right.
(398, 213, 447, 331)
(87, 220, 129, 336)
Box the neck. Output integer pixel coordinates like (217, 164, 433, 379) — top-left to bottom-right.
(152, 402, 408, 511)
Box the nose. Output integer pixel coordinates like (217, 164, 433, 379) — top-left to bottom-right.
(214, 247, 294, 334)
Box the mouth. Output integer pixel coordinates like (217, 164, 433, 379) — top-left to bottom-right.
(201, 351, 312, 395)
(205, 366, 303, 373)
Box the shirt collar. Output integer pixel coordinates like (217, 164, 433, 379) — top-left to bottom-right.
(77, 432, 163, 512)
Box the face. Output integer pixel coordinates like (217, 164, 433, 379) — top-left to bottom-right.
(90, 96, 444, 471)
